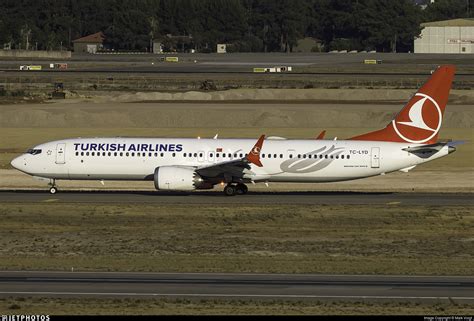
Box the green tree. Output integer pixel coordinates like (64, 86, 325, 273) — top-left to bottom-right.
(423, 0, 472, 21)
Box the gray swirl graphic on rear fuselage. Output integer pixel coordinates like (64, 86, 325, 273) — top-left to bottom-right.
(280, 145, 345, 173)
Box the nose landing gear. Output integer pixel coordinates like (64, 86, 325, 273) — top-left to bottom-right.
(223, 183, 248, 196)
(48, 179, 58, 194)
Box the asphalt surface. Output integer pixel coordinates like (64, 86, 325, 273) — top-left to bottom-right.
(0, 191, 472, 206)
(2, 52, 474, 75)
(0, 271, 472, 302)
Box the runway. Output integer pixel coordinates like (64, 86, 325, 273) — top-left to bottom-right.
(0, 191, 472, 206)
(0, 271, 472, 302)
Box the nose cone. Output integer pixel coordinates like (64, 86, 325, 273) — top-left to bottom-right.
(11, 155, 26, 172)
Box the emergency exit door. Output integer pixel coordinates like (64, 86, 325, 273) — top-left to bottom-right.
(371, 147, 380, 168)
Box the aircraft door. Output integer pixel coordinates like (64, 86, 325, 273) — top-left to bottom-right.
(56, 143, 66, 164)
(371, 147, 380, 168)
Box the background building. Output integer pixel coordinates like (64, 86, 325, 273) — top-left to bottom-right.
(414, 18, 474, 53)
(73, 32, 105, 53)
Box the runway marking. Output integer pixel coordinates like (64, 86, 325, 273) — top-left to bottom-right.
(386, 201, 401, 205)
(42, 199, 59, 203)
(1, 292, 473, 300)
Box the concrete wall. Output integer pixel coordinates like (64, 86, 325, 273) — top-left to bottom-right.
(415, 26, 474, 53)
(0, 50, 71, 59)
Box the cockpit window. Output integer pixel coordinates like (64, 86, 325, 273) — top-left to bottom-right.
(27, 149, 42, 155)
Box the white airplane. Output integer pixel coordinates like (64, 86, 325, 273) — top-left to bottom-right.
(11, 65, 460, 196)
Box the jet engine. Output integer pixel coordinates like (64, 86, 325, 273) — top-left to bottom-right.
(154, 166, 213, 191)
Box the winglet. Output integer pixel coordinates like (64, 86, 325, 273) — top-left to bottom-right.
(316, 130, 326, 140)
(247, 135, 265, 167)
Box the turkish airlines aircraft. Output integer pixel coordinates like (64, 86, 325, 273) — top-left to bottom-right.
(11, 65, 460, 196)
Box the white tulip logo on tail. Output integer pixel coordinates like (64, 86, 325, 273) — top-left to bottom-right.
(393, 93, 442, 144)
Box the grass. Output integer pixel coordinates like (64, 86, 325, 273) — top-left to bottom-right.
(0, 203, 472, 275)
(1, 127, 472, 170)
(1, 297, 473, 315)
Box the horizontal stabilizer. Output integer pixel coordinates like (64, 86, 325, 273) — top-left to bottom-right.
(403, 141, 464, 154)
(403, 143, 446, 153)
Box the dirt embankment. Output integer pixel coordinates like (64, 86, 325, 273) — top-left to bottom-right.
(0, 99, 472, 130)
(102, 88, 474, 105)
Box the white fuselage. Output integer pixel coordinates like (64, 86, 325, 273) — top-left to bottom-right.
(11, 137, 450, 184)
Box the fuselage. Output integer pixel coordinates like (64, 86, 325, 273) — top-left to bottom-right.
(11, 137, 450, 183)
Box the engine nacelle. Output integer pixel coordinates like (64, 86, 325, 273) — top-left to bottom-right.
(154, 166, 213, 191)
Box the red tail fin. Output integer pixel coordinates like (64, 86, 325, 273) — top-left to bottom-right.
(350, 65, 456, 144)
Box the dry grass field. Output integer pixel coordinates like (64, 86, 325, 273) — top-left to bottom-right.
(1, 296, 473, 315)
(1, 203, 472, 275)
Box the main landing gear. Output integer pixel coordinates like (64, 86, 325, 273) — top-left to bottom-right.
(48, 179, 58, 194)
(224, 183, 248, 196)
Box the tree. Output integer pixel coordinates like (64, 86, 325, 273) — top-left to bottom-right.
(423, 0, 473, 21)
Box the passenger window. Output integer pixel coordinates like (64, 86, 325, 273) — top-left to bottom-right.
(347, 155, 350, 159)
(172, 153, 176, 157)
(341, 155, 344, 159)
(262, 154, 265, 158)
(280, 154, 283, 158)
(114, 152, 117, 156)
(75, 152, 79, 156)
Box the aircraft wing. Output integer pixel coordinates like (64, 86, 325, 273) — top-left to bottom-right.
(195, 135, 265, 181)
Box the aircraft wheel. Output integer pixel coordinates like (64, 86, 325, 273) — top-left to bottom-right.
(49, 186, 58, 194)
(236, 183, 248, 195)
(224, 184, 236, 196)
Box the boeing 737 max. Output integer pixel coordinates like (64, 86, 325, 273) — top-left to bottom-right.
(11, 65, 460, 196)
